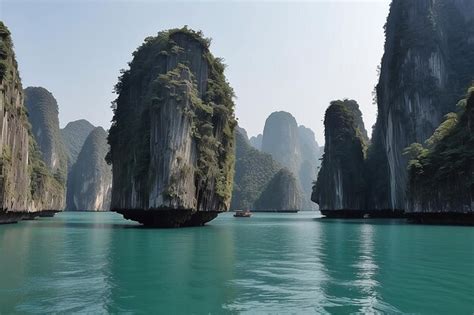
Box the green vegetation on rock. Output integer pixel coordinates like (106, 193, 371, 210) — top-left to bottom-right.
(405, 86, 474, 213)
(312, 100, 367, 210)
(366, 0, 474, 210)
(24, 87, 68, 184)
(0, 21, 64, 213)
(107, 27, 236, 213)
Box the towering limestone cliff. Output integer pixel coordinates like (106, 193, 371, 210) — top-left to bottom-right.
(254, 168, 302, 211)
(367, 0, 474, 210)
(261, 111, 321, 209)
(24, 87, 67, 184)
(0, 21, 64, 223)
(67, 127, 112, 211)
(231, 126, 289, 210)
(61, 119, 95, 169)
(405, 87, 474, 224)
(107, 27, 236, 227)
(312, 100, 367, 213)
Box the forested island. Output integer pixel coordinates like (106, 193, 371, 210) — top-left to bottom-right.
(107, 27, 237, 227)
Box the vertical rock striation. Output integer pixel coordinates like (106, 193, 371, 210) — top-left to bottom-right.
(107, 27, 236, 227)
(405, 87, 474, 224)
(367, 0, 474, 210)
(0, 21, 64, 223)
(312, 100, 368, 214)
(67, 127, 112, 211)
(0, 22, 30, 219)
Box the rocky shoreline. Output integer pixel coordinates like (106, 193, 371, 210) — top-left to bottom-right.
(320, 209, 405, 219)
(0, 210, 61, 224)
(319, 210, 474, 226)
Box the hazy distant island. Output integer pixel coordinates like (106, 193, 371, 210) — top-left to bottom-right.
(232, 126, 303, 213)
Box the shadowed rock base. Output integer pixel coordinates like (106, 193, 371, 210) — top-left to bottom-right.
(0, 210, 62, 224)
(0, 211, 37, 224)
(0, 211, 24, 224)
(320, 209, 406, 218)
(251, 210, 299, 213)
(114, 209, 220, 228)
(38, 210, 61, 217)
(407, 212, 474, 226)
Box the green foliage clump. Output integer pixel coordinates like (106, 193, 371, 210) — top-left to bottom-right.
(405, 86, 474, 211)
(28, 130, 65, 203)
(0, 21, 11, 82)
(108, 26, 236, 210)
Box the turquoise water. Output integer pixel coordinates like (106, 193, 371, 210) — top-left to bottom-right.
(0, 212, 473, 314)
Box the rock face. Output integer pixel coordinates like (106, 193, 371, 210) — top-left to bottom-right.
(261, 111, 321, 209)
(405, 87, 474, 224)
(67, 127, 112, 211)
(312, 100, 367, 211)
(231, 127, 289, 210)
(24, 87, 68, 184)
(298, 125, 322, 208)
(61, 119, 95, 169)
(367, 0, 474, 210)
(0, 22, 64, 223)
(249, 134, 262, 150)
(107, 27, 236, 227)
(254, 168, 302, 211)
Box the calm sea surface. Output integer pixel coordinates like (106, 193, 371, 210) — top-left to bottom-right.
(0, 211, 473, 314)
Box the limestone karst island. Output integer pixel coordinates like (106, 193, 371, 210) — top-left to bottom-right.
(0, 0, 473, 313)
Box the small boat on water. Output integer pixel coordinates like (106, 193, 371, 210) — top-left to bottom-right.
(234, 210, 252, 218)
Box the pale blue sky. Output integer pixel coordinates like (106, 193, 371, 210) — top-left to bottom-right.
(1, 0, 390, 144)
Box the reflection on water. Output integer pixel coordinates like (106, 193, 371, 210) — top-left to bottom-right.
(106, 221, 236, 313)
(224, 214, 329, 313)
(0, 212, 473, 314)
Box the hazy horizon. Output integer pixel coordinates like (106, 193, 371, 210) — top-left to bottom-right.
(1, 0, 390, 144)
